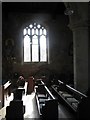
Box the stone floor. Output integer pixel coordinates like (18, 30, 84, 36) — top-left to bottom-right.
(0, 91, 75, 120)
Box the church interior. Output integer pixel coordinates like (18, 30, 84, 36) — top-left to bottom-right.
(0, 2, 90, 119)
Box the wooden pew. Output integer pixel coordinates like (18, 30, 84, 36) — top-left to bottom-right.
(5, 82, 28, 119)
(6, 100, 25, 120)
(35, 80, 58, 119)
(51, 80, 88, 118)
(13, 81, 28, 100)
(0, 81, 28, 119)
(1, 81, 12, 107)
(3, 81, 11, 97)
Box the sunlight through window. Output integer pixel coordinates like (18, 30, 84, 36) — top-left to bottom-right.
(24, 35, 31, 62)
(40, 35, 47, 62)
(32, 35, 39, 62)
(23, 23, 47, 62)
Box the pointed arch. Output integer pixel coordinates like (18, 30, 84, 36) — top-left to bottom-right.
(23, 23, 48, 62)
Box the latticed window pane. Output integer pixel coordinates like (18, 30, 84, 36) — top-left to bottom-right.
(32, 28, 34, 35)
(28, 29, 30, 35)
(37, 24, 41, 28)
(32, 35, 38, 45)
(40, 29, 42, 35)
(43, 29, 47, 35)
(29, 24, 33, 28)
(32, 45, 39, 62)
(24, 35, 31, 62)
(23, 29, 27, 35)
(36, 29, 38, 35)
(32, 35, 38, 62)
(40, 35, 47, 62)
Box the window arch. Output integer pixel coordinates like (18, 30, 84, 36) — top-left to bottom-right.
(23, 23, 47, 62)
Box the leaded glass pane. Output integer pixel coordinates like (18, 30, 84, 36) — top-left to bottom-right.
(28, 28, 30, 35)
(36, 29, 38, 35)
(29, 24, 33, 28)
(32, 35, 38, 44)
(37, 24, 41, 28)
(32, 45, 39, 62)
(32, 28, 34, 35)
(40, 29, 42, 35)
(24, 29, 26, 35)
(43, 29, 46, 35)
(24, 35, 31, 62)
(40, 35, 47, 62)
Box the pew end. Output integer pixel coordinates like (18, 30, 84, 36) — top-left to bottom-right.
(5, 100, 25, 119)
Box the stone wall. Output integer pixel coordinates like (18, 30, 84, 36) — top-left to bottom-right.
(2, 12, 73, 83)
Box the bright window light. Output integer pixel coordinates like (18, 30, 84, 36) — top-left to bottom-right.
(23, 23, 47, 62)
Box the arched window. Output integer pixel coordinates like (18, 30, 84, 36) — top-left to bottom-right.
(23, 23, 47, 62)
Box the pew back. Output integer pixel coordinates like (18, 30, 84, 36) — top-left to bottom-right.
(51, 80, 87, 113)
(35, 80, 58, 119)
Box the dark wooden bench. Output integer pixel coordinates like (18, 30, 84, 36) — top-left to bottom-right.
(12, 81, 28, 100)
(51, 80, 88, 118)
(3, 81, 11, 97)
(6, 100, 25, 119)
(35, 80, 58, 119)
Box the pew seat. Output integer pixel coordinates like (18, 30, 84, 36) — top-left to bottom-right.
(37, 94, 47, 99)
(66, 98, 79, 104)
(72, 102, 78, 110)
(58, 91, 67, 95)
(51, 80, 87, 113)
(39, 98, 49, 104)
(35, 80, 58, 119)
(62, 93, 73, 98)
